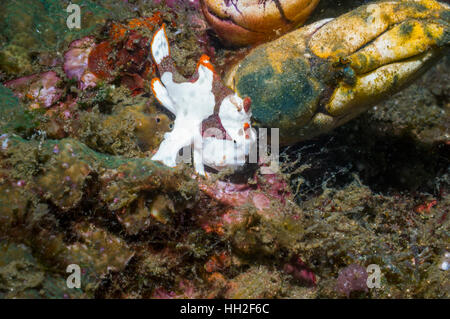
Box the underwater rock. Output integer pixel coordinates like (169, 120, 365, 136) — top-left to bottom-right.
(62, 10, 208, 96)
(224, 265, 282, 298)
(64, 37, 99, 90)
(155, 0, 201, 10)
(0, 187, 135, 294)
(139, 247, 184, 284)
(194, 168, 304, 258)
(197, 168, 293, 233)
(4, 71, 63, 109)
(35, 140, 92, 210)
(62, 222, 135, 290)
(40, 97, 79, 139)
(0, 0, 132, 79)
(1, 135, 196, 212)
(117, 193, 178, 235)
(0, 44, 34, 75)
(86, 14, 164, 95)
(204, 252, 231, 274)
(0, 85, 38, 135)
(336, 264, 369, 298)
(0, 182, 31, 237)
(76, 101, 173, 156)
(152, 280, 202, 299)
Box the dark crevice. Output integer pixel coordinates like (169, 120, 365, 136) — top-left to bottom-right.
(282, 119, 450, 203)
(271, 0, 293, 24)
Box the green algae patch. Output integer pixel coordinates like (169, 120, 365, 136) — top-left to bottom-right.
(0, 85, 38, 135)
(235, 49, 321, 144)
(0, 241, 85, 299)
(2, 135, 196, 211)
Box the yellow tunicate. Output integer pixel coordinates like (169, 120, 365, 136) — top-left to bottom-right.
(326, 52, 435, 117)
(348, 20, 445, 74)
(309, 0, 447, 59)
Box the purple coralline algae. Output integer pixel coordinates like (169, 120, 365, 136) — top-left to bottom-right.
(336, 264, 369, 298)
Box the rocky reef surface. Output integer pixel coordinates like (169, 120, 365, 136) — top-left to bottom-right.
(0, 0, 448, 298)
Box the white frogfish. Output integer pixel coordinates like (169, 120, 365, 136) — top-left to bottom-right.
(150, 25, 257, 175)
